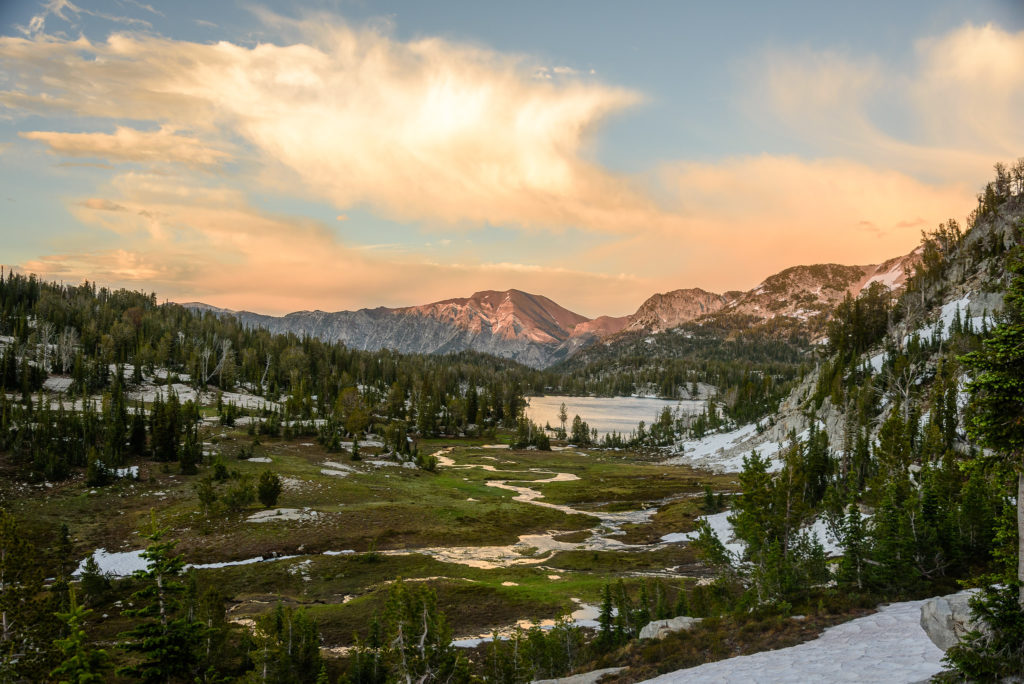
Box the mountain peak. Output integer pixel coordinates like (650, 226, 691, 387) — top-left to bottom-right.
(402, 288, 589, 345)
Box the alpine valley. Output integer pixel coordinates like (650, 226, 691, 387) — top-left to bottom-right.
(6, 3, 1024, 682)
(2, 167, 1023, 684)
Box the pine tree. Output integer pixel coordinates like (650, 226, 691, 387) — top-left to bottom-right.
(118, 519, 203, 683)
(178, 424, 200, 475)
(673, 582, 689, 617)
(838, 503, 868, 590)
(52, 522, 75, 612)
(596, 584, 614, 647)
(961, 247, 1024, 605)
(78, 555, 111, 606)
(251, 604, 324, 683)
(634, 584, 651, 630)
(50, 589, 110, 684)
(382, 580, 464, 684)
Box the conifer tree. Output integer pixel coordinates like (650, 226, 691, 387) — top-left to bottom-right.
(673, 581, 689, 617)
(596, 584, 615, 647)
(50, 589, 109, 684)
(118, 518, 203, 683)
(838, 503, 868, 590)
(961, 247, 1024, 605)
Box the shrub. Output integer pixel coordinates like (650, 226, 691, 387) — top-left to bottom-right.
(257, 470, 282, 508)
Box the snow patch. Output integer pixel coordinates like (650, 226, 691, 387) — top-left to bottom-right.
(74, 549, 147, 578)
(43, 376, 73, 392)
(662, 512, 858, 558)
(661, 511, 743, 557)
(640, 597, 945, 684)
(113, 465, 138, 479)
(665, 423, 787, 472)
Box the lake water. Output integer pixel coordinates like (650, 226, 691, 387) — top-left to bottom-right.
(524, 395, 705, 438)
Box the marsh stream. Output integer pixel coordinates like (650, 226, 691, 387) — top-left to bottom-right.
(80, 446, 694, 648)
(395, 449, 671, 571)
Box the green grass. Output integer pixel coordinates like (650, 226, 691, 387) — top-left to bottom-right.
(4, 429, 727, 651)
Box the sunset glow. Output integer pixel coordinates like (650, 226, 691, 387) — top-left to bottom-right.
(1, 1, 1022, 316)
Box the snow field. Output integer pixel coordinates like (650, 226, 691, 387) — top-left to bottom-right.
(639, 598, 945, 684)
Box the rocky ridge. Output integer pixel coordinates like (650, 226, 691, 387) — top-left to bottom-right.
(665, 196, 1021, 472)
(184, 247, 923, 368)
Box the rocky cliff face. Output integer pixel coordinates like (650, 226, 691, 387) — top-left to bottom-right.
(625, 289, 726, 332)
(720, 252, 921, 324)
(620, 249, 921, 337)
(665, 196, 1022, 472)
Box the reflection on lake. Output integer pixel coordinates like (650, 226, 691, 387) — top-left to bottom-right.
(524, 395, 705, 438)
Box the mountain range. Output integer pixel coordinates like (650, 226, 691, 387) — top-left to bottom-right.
(183, 248, 920, 368)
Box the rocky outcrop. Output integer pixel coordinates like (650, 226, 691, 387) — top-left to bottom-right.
(920, 591, 985, 651)
(626, 289, 727, 332)
(638, 616, 703, 640)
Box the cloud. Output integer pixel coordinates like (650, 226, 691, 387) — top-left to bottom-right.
(122, 0, 163, 17)
(21, 126, 230, 167)
(22, 172, 652, 316)
(631, 155, 976, 291)
(18, 0, 151, 36)
(911, 23, 1024, 157)
(748, 22, 1024, 184)
(0, 15, 670, 234)
(29, 155, 974, 314)
(6, 17, 1016, 316)
(78, 198, 128, 212)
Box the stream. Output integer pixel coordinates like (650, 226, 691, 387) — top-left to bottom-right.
(77, 447, 691, 648)
(400, 449, 669, 570)
(80, 448, 678, 576)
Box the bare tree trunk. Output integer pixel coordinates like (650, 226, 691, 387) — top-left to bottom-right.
(1018, 468, 1023, 609)
(260, 353, 271, 392)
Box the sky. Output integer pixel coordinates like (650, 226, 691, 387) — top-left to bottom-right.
(0, 1, 1022, 317)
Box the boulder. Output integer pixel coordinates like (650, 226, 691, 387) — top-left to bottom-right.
(638, 616, 703, 640)
(919, 591, 986, 651)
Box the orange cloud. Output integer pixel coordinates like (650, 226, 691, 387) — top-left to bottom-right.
(36, 156, 972, 316)
(21, 126, 229, 167)
(911, 23, 1024, 157)
(0, 18, 669, 233)
(5, 18, 1016, 317)
(748, 23, 1024, 184)
(22, 172, 653, 316)
(577, 156, 975, 293)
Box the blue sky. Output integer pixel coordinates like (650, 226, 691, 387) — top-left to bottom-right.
(1, 0, 1022, 315)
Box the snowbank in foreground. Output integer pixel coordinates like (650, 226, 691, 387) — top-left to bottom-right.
(640, 598, 945, 684)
